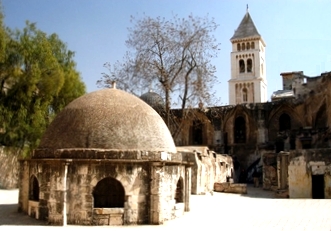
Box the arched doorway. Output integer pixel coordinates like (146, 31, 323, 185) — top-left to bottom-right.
(93, 177, 125, 208)
(175, 177, 184, 203)
(29, 175, 39, 201)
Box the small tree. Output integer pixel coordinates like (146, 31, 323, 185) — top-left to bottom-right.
(0, 21, 86, 151)
(98, 14, 220, 139)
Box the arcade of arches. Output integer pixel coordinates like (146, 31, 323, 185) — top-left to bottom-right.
(172, 72, 331, 198)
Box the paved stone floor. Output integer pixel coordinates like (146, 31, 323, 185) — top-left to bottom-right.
(1, 185, 331, 231)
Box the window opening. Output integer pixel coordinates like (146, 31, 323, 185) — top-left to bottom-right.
(239, 60, 245, 73)
(242, 88, 248, 102)
(279, 113, 291, 131)
(247, 59, 252, 72)
(191, 120, 203, 145)
(234, 116, 246, 143)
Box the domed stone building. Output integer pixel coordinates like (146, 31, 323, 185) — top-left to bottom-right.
(140, 90, 165, 117)
(18, 87, 192, 226)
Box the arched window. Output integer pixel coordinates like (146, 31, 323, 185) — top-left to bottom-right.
(279, 113, 291, 131)
(242, 88, 248, 102)
(175, 177, 184, 203)
(246, 42, 250, 49)
(93, 177, 125, 208)
(29, 175, 39, 201)
(239, 59, 245, 73)
(251, 42, 255, 49)
(237, 43, 241, 51)
(234, 116, 246, 143)
(242, 43, 245, 50)
(247, 59, 252, 72)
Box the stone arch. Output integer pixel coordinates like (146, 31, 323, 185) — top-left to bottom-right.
(242, 43, 245, 50)
(314, 102, 327, 129)
(93, 177, 125, 208)
(223, 105, 254, 146)
(175, 177, 184, 203)
(268, 105, 303, 143)
(251, 41, 255, 49)
(234, 116, 246, 143)
(29, 175, 39, 201)
(237, 43, 241, 51)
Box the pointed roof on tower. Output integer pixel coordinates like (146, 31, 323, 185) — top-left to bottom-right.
(230, 6, 262, 42)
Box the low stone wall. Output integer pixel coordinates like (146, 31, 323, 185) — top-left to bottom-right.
(0, 147, 20, 189)
(214, 182, 247, 194)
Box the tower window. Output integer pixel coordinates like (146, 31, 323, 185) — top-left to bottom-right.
(239, 59, 245, 73)
(246, 42, 250, 49)
(242, 43, 245, 50)
(251, 42, 255, 49)
(237, 43, 241, 51)
(242, 88, 248, 102)
(247, 59, 252, 72)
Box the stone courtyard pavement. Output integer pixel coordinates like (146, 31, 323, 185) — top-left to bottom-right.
(1, 185, 331, 231)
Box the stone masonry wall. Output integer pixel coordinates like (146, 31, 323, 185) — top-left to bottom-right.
(0, 147, 20, 189)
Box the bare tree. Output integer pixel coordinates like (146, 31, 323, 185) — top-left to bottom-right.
(98, 14, 221, 139)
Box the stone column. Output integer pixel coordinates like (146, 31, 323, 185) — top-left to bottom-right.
(18, 160, 30, 213)
(149, 162, 164, 224)
(277, 152, 289, 190)
(184, 166, 191, 212)
(62, 163, 69, 226)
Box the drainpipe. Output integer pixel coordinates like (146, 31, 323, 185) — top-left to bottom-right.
(63, 163, 69, 226)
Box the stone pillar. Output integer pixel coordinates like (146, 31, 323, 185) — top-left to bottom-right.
(18, 160, 30, 213)
(184, 167, 191, 212)
(149, 163, 164, 224)
(62, 163, 69, 226)
(277, 152, 289, 190)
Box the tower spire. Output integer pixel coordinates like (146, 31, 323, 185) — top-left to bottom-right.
(246, 4, 249, 13)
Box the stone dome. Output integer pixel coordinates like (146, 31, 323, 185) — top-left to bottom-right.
(38, 88, 176, 153)
(140, 91, 164, 109)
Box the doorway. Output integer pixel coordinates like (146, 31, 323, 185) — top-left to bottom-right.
(312, 174, 324, 199)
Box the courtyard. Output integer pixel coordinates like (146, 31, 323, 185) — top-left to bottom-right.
(1, 185, 331, 231)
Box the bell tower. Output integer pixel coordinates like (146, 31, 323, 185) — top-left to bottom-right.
(228, 6, 267, 105)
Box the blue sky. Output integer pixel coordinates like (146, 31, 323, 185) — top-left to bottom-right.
(2, 0, 331, 105)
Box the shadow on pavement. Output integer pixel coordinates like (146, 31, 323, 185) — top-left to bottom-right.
(0, 203, 47, 226)
(240, 184, 275, 199)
